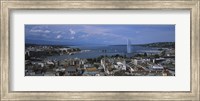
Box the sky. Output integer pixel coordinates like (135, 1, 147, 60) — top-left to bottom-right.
(25, 25, 175, 45)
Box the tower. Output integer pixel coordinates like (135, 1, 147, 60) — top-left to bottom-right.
(127, 39, 131, 53)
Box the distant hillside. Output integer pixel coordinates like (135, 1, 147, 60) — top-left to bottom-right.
(139, 42, 175, 48)
(25, 43, 69, 48)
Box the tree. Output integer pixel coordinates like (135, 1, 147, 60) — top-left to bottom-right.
(161, 50, 166, 57)
(154, 54, 160, 58)
(76, 48, 81, 51)
(114, 71, 125, 76)
(144, 52, 147, 57)
(135, 54, 142, 57)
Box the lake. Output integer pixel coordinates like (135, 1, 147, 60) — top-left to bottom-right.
(46, 45, 161, 61)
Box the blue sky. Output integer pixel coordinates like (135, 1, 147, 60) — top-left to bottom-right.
(25, 25, 175, 45)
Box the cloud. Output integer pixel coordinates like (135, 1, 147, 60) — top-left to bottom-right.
(42, 34, 48, 38)
(70, 36, 75, 40)
(53, 31, 61, 34)
(33, 25, 49, 29)
(69, 29, 76, 35)
(80, 34, 89, 38)
(77, 25, 128, 39)
(44, 30, 50, 33)
(56, 35, 62, 39)
(135, 31, 140, 34)
(29, 29, 43, 33)
(30, 29, 50, 33)
(81, 26, 109, 35)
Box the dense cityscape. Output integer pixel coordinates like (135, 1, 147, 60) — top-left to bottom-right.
(25, 42, 175, 76)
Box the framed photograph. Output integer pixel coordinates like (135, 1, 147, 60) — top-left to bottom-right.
(1, 0, 199, 100)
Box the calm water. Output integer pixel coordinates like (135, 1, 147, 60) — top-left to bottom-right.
(46, 45, 160, 61)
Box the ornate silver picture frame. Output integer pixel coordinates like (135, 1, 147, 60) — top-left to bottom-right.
(1, 0, 199, 100)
